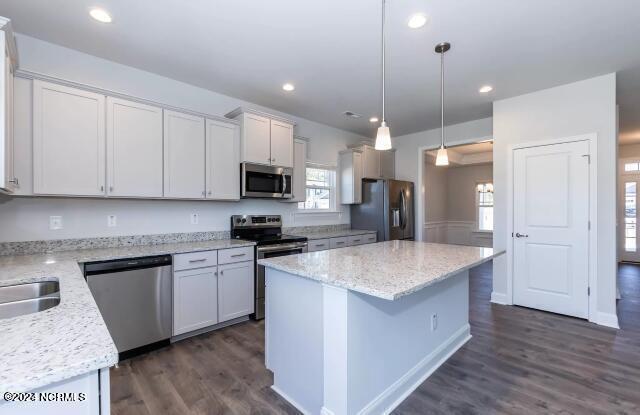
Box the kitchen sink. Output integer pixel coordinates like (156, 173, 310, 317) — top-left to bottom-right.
(0, 281, 60, 319)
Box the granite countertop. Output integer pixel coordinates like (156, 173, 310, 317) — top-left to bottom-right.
(0, 238, 255, 393)
(259, 240, 502, 301)
(288, 228, 376, 240)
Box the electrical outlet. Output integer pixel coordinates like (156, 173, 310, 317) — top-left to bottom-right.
(107, 215, 117, 227)
(49, 216, 63, 230)
(190, 213, 199, 225)
(431, 313, 438, 332)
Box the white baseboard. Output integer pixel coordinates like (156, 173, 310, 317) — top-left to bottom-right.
(594, 311, 620, 329)
(271, 385, 312, 415)
(490, 291, 509, 305)
(359, 324, 472, 415)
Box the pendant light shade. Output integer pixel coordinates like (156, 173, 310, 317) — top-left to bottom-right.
(435, 42, 450, 166)
(435, 146, 449, 166)
(375, 122, 392, 150)
(374, 0, 392, 151)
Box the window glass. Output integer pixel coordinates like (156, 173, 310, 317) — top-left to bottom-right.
(477, 182, 494, 231)
(298, 165, 336, 211)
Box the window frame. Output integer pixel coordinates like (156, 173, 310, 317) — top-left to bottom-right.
(475, 181, 494, 233)
(297, 162, 338, 213)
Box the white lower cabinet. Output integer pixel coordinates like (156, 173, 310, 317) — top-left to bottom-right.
(218, 261, 254, 323)
(309, 234, 377, 252)
(330, 237, 350, 249)
(173, 266, 218, 336)
(308, 238, 331, 252)
(0, 368, 109, 415)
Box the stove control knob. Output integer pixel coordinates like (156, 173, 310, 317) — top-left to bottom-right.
(241, 218, 247, 224)
(235, 218, 241, 224)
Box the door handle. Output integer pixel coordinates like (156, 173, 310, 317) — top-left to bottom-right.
(281, 172, 287, 197)
(515, 233, 529, 238)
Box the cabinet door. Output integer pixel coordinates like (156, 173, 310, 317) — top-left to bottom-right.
(241, 113, 271, 165)
(270, 120, 293, 167)
(362, 145, 380, 179)
(0, 35, 15, 193)
(33, 80, 105, 196)
(206, 119, 240, 200)
(218, 261, 254, 323)
(173, 266, 218, 335)
(164, 110, 205, 198)
(106, 97, 163, 197)
(290, 138, 307, 202)
(379, 150, 395, 179)
(353, 151, 363, 203)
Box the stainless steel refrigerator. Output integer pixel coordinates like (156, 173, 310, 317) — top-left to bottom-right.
(350, 179, 415, 241)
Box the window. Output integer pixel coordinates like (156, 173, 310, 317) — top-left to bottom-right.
(477, 182, 494, 231)
(298, 164, 336, 211)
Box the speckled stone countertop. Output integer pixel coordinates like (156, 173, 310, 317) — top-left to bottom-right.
(288, 228, 377, 240)
(0, 238, 255, 393)
(259, 240, 502, 301)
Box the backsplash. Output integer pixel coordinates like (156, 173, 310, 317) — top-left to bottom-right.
(0, 224, 352, 256)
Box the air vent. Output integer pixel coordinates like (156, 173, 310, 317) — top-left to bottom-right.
(343, 111, 362, 119)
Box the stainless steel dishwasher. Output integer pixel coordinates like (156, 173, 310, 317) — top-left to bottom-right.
(84, 255, 172, 359)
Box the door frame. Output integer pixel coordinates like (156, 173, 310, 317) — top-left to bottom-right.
(618, 157, 640, 262)
(415, 136, 493, 242)
(506, 133, 598, 323)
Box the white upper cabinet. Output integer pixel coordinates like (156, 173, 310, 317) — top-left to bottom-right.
(164, 110, 206, 199)
(356, 144, 395, 180)
(206, 119, 240, 200)
(33, 80, 106, 196)
(339, 149, 362, 204)
(362, 145, 379, 179)
(241, 112, 271, 165)
(226, 108, 295, 168)
(0, 21, 16, 194)
(106, 97, 163, 197)
(270, 119, 293, 167)
(290, 137, 307, 203)
(379, 148, 395, 179)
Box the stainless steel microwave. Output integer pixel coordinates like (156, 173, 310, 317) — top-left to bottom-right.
(241, 163, 293, 199)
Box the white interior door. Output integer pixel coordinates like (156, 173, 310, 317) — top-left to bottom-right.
(620, 159, 640, 262)
(513, 140, 590, 318)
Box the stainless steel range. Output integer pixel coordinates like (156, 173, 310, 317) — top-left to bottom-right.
(230, 215, 307, 320)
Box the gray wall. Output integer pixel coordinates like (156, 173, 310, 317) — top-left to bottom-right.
(0, 34, 369, 242)
(446, 164, 493, 222)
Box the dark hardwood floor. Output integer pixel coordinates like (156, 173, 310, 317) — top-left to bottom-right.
(111, 261, 640, 415)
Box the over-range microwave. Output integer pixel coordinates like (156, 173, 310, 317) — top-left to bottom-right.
(241, 162, 293, 199)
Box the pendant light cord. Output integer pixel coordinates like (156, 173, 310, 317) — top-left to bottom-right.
(381, 0, 386, 124)
(440, 47, 444, 148)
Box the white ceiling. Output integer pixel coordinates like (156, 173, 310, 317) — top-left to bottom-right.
(2, 0, 640, 138)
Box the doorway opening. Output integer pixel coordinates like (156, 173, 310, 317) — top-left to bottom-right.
(422, 141, 493, 248)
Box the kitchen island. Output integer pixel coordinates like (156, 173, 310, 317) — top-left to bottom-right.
(259, 240, 501, 415)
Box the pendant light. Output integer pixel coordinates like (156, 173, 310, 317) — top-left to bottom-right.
(435, 42, 450, 166)
(375, 0, 392, 150)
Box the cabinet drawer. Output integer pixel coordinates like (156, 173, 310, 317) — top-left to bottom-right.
(363, 233, 377, 244)
(308, 239, 331, 252)
(218, 246, 254, 264)
(349, 235, 366, 246)
(174, 250, 218, 271)
(330, 237, 350, 249)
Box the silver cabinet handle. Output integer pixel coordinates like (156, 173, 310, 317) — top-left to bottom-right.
(8, 178, 18, 185)
(220, 270, 224, 275)
(100, 185, 104, 192)
(208, 190, 212, 196)
(230, 253, 246, 258)
(109, 186, 114, 192)
(515, 233, 529, 238)
(189, 258, 207, 263)
(201, 190, 205, 196)
(315, 244, 325, 247)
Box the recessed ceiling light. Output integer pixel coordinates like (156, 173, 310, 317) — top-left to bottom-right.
(407, 13, 429, 29)
(89, 8, 112, 23)
(369, 117, 379, 123)
(282, 83, 295, 92)
(479, 85, 493, 93)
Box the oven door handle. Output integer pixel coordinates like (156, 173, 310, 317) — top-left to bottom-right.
(257, 242, 307, 253)
(281, 172, 287, 198)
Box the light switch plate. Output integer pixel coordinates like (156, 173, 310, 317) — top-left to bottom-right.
(107, 215, 117, 227)
(190, 213, 199, 225)
(49, 216, 63, 230)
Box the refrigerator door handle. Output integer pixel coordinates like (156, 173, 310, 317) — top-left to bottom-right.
(400, 190, 407, 230)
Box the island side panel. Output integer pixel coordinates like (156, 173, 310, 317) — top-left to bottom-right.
(347, 270, 470, 414)
(265, 267, 325, 414)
